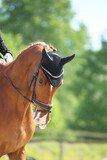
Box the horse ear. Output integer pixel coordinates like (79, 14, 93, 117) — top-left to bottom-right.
(42, 48, 53, 64)
(61, 54, 75, 65)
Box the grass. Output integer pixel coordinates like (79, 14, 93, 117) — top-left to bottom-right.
(1, 141, 107, 160)
(26, 142, 107, 160)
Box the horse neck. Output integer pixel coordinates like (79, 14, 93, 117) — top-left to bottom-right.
(3, 52, 40, 119)
(6, 50, 42, 96)
(6, 60, 29, 89)
(8, 51, 36, 85)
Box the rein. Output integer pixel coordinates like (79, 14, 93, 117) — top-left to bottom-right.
(0, 59, 53, 113)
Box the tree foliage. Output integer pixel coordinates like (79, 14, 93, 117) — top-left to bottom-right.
(0, 0, 89, 54)
(65, 40, 107, 133)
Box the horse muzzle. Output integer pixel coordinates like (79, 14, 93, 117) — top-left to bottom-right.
(33, 109, 50, 129)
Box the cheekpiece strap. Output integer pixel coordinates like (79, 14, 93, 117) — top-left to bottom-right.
(31, 59, 43, 100)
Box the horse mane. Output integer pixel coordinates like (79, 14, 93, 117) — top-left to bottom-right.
(22, 41, 57, 54)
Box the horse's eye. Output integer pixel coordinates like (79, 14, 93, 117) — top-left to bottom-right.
(38, 78, 44, 85)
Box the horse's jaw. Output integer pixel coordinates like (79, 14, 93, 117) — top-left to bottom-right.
(33, 111, 48, 129)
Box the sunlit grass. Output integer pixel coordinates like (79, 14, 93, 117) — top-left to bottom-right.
(26, 142, 107, 160)
(1, 142, 107, 160)
(26, 142, 60, 160)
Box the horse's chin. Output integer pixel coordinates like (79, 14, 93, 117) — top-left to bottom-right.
(39, 124, 47, 129)
(33, 110, 47, 130)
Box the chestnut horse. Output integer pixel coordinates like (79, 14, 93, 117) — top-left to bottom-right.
(0, 42, 75, 160)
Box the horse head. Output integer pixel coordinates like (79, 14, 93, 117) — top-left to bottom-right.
(27, 43, 75, 129)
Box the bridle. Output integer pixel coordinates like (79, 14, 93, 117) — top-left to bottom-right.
(0, 58, 53, 113)
(29, 58, 53, 112)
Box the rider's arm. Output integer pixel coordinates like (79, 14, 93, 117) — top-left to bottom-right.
(0, 32, 13, 62)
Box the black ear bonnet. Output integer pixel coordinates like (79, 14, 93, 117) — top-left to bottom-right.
(41, 48, 75, 87)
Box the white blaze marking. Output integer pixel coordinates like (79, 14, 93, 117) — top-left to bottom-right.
(50, 85, 53, 92)
(36, 112, 41, 118)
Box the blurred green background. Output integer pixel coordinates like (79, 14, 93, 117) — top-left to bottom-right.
(0, 0, 107, 159)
